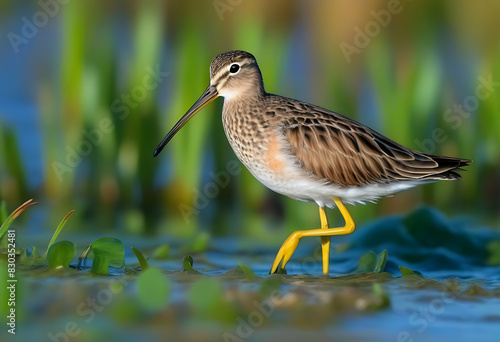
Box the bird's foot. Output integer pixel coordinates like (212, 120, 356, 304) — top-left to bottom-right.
(269, 231, 301, 274)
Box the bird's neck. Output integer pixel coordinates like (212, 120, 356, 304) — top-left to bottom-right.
(221, 79, 266, 102)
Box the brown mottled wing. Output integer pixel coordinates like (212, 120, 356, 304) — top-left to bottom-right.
(281, 100, 470, 187)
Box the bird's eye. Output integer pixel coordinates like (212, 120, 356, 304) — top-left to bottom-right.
(229, 63, 240, 74)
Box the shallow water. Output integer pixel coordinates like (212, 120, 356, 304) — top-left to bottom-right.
(6, 207, 500, 342)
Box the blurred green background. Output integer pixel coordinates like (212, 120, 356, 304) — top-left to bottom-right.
(0, 0, 499, 243)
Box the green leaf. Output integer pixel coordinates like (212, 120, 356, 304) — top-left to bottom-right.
(43, 210, 75, 258)
(48, 240, 77, 269)
(131, 247, 150, 270)
(187, 277, 236, 322)
(89, 238, 125, 275)
(152, 244, 170, 259)
(18, 208, 74, 266)
(237, 262, 258, 280)
(355, 251, 376, 273)
(374, 249, 388, 273)
(188, 278, 223, 316)
(186, 231, 210, 253)
(0, 199, 38, 239)
(91, 237, 125, 267)
(136, 267, 170, 310)
(399, 266, 415, 276)
(399, 266, 423, 277)
(91, 254, 109, 275)
(183, 255, 195, 271)
(355, 249, 388, 273)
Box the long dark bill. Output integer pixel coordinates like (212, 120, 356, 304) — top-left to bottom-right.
(153, 85, 218, 157)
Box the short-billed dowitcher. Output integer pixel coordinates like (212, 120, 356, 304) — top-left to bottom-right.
(154, 50, 470, 275)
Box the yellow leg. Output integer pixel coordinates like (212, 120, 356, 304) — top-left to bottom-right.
(320, 207, 330, 275)
(270, 198, 355, 274)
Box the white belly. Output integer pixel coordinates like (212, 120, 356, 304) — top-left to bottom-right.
(227, 134, 428, 208)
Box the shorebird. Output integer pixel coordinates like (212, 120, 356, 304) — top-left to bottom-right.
(154, 50, 470, 275)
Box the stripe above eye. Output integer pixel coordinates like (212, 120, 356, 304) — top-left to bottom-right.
(212, 60, 254, 83)
(214, 71, 230, 83)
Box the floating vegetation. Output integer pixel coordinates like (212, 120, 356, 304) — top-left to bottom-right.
(47, 241, 76, 269)
(1, 199, 499, 340)
(136, 267, 171, 310)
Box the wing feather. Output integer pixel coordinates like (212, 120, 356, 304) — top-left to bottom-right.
(278, 99, 470, 187)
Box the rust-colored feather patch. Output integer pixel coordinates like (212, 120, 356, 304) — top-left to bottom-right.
(265, 133, 285, 174)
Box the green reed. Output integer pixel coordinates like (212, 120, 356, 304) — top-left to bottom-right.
(1, 1, 497, 238)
